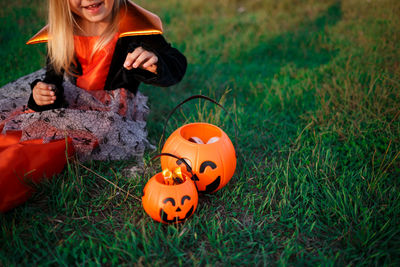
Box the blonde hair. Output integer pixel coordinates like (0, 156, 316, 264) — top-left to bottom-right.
(48, 0, 126, 75)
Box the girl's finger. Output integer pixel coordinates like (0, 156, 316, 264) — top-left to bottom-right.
(123, 54, 136, 70)
(33, 86, 56, 106)
(35, 98, 54, 105)
(36, 94, 56, 104)
(143, 64, 158, 74)
(38, 100, 54, 105)
(36, 82, 53, 91)
(39, 94, 56, 101)
(38, 88, 55, 97)
(132, 52, 153, 68)
(124, 47, 144, 69)
(142, 55, 158, 68)
(35, 83, 55, 95)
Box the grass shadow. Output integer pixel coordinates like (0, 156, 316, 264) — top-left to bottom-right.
(237, 1, 342, 81)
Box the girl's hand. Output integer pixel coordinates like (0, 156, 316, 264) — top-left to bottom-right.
(123, 47, 158, 74)
(32, 82, 56, 106)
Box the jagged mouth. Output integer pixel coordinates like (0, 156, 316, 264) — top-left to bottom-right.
(160, 205, 195, 223)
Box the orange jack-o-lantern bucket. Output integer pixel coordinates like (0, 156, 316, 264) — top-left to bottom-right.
(160, 95, 237, 194)
(142, 153, 198, 224)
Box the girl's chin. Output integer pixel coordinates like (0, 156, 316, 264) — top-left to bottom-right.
(81, 10, 111, 24)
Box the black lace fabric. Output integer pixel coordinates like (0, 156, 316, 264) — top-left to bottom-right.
(0, 69, 154, 161)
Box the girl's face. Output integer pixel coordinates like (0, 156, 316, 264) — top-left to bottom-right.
(69, 0, 115, 25)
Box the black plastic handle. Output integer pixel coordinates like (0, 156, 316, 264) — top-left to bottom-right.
(150, 152, 193, 175)
(159, 94, 238, 156)
(150, 152, 200, 191)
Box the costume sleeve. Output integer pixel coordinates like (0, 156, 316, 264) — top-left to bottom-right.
(27, 57, 65, 112)
(124, 34, 187, 87)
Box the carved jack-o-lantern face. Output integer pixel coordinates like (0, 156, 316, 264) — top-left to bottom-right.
(198, 160, 221, 193)
(160, 195, 195, 223)
(162, 123, 236, 194)
(177, 159, 221, 193)
(142, 172, 198, 223)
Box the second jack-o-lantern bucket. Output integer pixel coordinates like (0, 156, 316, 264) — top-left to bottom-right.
(142, 153, 198, 224)
(160, 95, 237, 194)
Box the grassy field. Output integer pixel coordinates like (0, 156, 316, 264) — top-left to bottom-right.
(1, 0, 399, 265)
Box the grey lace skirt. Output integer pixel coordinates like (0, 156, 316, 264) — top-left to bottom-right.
(0, 69, 153, 161)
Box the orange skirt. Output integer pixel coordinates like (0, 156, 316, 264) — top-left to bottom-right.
(0, 131, 74, 212)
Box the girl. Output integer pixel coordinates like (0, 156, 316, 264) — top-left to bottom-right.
(0, 0, 186, 211)
(0, 0, 187, 161)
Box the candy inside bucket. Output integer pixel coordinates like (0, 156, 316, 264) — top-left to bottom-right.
(188, 136, 220, 144)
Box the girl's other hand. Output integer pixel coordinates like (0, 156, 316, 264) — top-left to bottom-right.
(123, 47, 158, 74)
(32, 82, 56, 106)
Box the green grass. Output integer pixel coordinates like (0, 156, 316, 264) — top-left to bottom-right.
(1, 0, 400, 265)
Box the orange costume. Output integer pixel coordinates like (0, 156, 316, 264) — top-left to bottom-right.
(74, 34, 119, 91)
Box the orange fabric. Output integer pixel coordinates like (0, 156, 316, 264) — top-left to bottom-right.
(74, 33, 118, 91)
(118, 0, 163, 37)
(0, 131, 22, 151)
(0, 132, 74, 212)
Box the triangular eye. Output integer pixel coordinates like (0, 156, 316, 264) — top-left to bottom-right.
(181, 195, 191, 205)
(163, 197, 175, 206)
